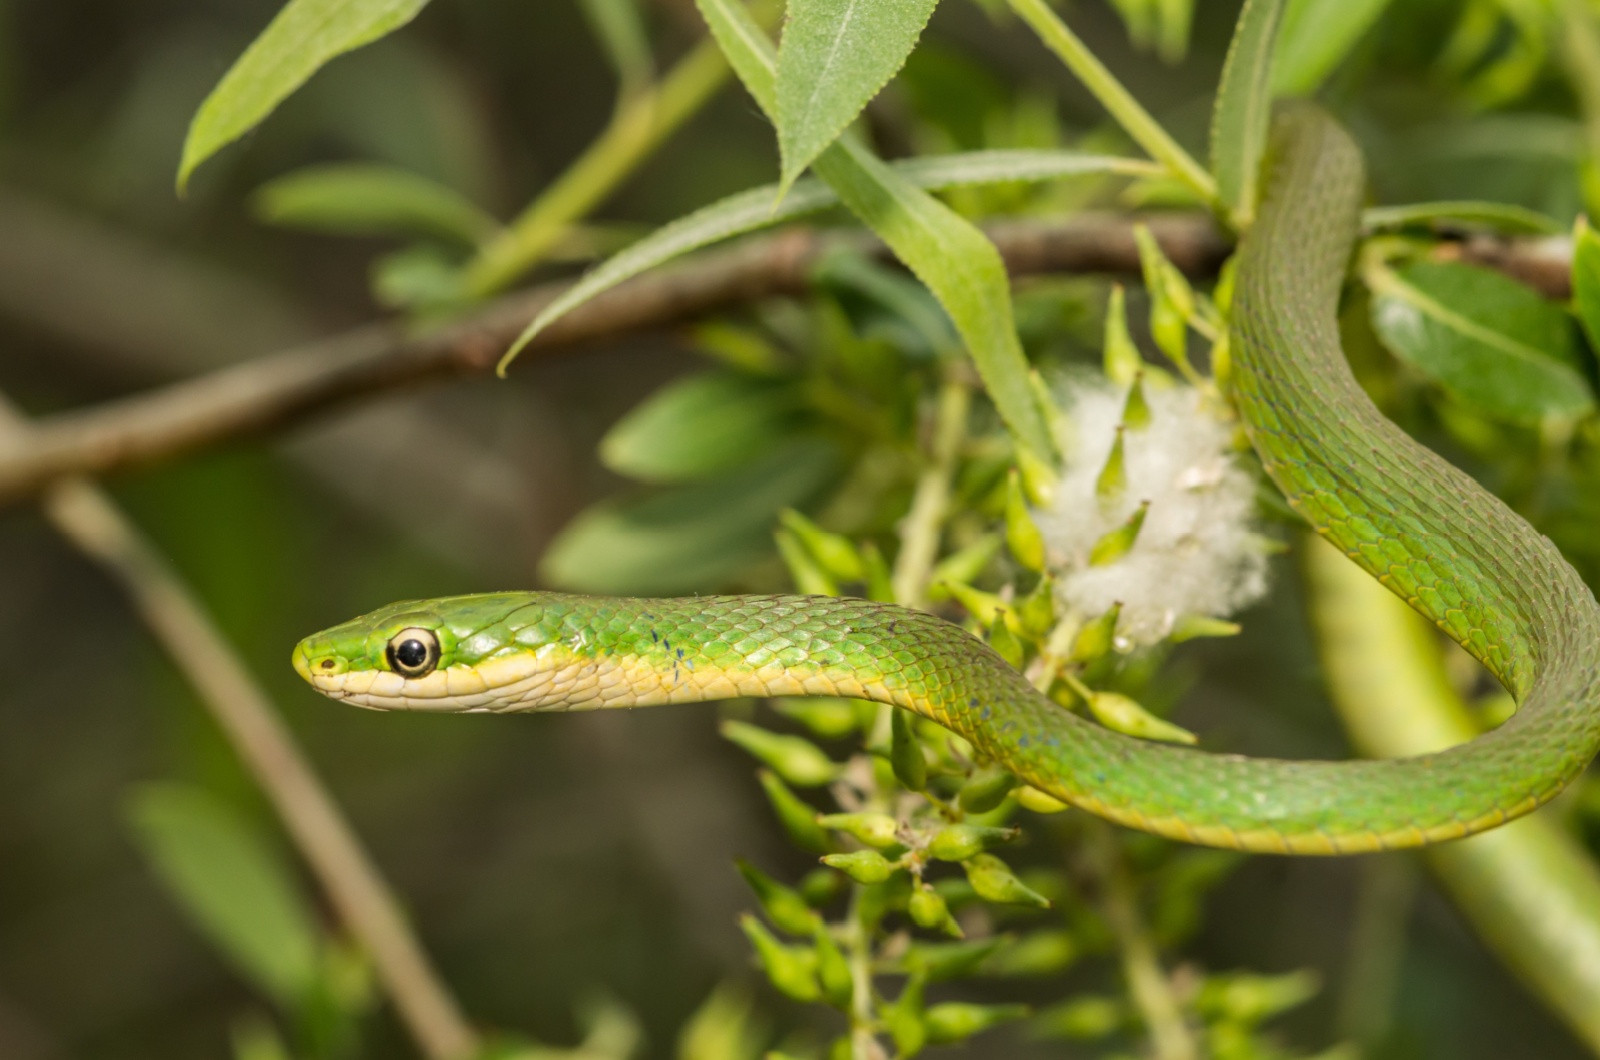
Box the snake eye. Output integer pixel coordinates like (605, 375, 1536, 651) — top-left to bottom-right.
(386, 627, 440, 678)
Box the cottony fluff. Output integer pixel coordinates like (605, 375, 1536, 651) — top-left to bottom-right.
(1033, 378, 1267, 647)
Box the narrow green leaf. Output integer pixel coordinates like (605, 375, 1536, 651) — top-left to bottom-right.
(253, 163, 500, 245)
(1362, 200, 1561, 236)
(599, 372, 800, 482)
(1369, 260, 1594, 425)
(1274, 0, 1393, 95)
(127, 784, 320, 1005)
(504, 149, 1153, 365)
(1211, 0, 1286, 228)
(540, 439, 839, 594)
(178, 0, 433, 191)
(1572, 216, 1600, 352)
(688, 0, 1059, 460)
(774, 0, 939, 194)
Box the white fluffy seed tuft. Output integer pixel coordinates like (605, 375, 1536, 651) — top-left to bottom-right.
(1033, 377, 1268, 647)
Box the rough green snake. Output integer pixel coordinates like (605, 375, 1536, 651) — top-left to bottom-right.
(293, 107, 1600, 856)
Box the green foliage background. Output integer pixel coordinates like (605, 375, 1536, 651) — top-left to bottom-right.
(4, 0, 1600, 1058)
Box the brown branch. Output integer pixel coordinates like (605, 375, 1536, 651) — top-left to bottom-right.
(0, 396, 482, 1060)
(0, 211, 1566, 509)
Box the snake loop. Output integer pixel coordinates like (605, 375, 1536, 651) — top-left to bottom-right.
(293, 106, 1600, 855)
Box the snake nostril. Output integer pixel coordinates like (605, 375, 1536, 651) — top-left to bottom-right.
(320, 659, 336, 670)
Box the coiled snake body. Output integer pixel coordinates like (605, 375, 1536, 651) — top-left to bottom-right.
(293, 107, 1600, 855)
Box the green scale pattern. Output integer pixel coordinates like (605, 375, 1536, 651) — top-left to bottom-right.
(296, 106, 1600, 855)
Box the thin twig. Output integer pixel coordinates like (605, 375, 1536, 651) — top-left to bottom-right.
(0, 211, 1566, 510)
(1085, 822, 1198, 1060)
(891, 376, 971, 607)
(0, 397, 481, 1060)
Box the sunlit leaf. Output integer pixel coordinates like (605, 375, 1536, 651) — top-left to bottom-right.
(1211, 0, 1285, 228)
(253, 163, 499, 245)
(1274, 0, 1393, 95)
(178, 0, 433, 191)
(1370, 260, 1593, 425)
(540, 439, 841, 594)
(774, 0, 939, 194)
(1573, 217, 1600, 352)
(128, 784, 320, 1005)
(1362, 200, 1559, 235)
(504, 148, 1147, 369)
(599, 371, 802, 482)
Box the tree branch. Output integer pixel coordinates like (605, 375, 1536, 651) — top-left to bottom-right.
(0, 211, 1565, 509)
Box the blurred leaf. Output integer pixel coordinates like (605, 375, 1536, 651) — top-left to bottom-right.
(232, 1017, 295, 1060)
(540, 439, 840, 594)
(1274, 0, 1393, 95)
(1573, 216, 1600, 352)
(127, 784, 320, 1006)
(1153, 0, 1194, 63)
(600, 372, 800, 483)
(693, 0, 1057, 462)
(1362, 200, 1560, 235)
(369, 244, 466, 309)
(504, 148, 1153, 364)
(178, 0, 433, 190)
(253, 163, 499, 245)
(1211, 0, 1285, 228)
(774, 0, 939, 194)
(1370, 260, 1594, 425)
(677, 983, 766, 1060)
(578, 0, 654, 98)
(1106, 0, 1158, 52)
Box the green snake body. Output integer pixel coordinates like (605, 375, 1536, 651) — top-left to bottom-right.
(293, 107, 1600, 855)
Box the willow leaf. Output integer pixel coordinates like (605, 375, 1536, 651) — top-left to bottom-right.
(1211, 0, 1286, 227)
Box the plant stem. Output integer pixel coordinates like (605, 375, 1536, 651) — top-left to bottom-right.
(1005, 0, 1219, 211)
(462, 36, 732, 298)
(1085, 822, 1198, 1060)
(847, 885, 885, 1060)
(892, 377, 970, 607)
(0, 397, 481, 1060)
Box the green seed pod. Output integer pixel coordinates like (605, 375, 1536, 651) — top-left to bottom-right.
(942, 580, 1004, 627)
(924, 1002, 1029, 1044)
(1122, 371, 1153, 430)
(1018, 576, 1056, 640)
(817, 812, 900, 848)
(908, 883, 963, 938)
(1171, 615, 1242, 642)
(721, 721, 839, 787)
(981, 929, 1077, 976)
(1027, 368, 1069, 453)
(736, 859, 820, 936)
(1103, 284, 1143, 386)
(958, 766, 1016, 814)
(1134, 222, 1197, 320)
(963, 853, 1052, 908)
(1089, 501, 1150, 567)
(1032, 995, 1125, 1040)
(812, 925, 854, 1009)
(779, 508, 865, 582)
(904, 937, 1004, 981)
(928, 823, 1020, 862)
(738, 914, 819, 1002)
(821, 849, 898, 884)
(1197, 969, 1321, 1023)
(1005, 469, 1047, 572)
(890, 707, 927, 792)
(886, 974, 927, 1058)
(797, 866, 845, 907)
(1015, 443, 1058, 507)
(1070, 602, 1123, 664)
(757, 770, 830, 853)
(772, 697, 859, 739)
(1086, 690, 1198, 745)
(987, 613, 1025, 669)
(929, 534, 1002, 593)
(1015, 785, 1069, 815)
(1095, 427, 1127, 501)
(860, 542, 896, 603)
(773, 528, 839, 597)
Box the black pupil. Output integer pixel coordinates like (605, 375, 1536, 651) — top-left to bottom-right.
(395, 639, 429, 670)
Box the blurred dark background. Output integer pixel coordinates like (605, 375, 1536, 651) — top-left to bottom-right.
(0, 0, 1592, 1057)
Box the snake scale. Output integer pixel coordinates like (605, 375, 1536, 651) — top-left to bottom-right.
(293, 106, 1600, 855)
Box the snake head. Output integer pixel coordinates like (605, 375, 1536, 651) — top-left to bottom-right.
(291, 592, 584, 712)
